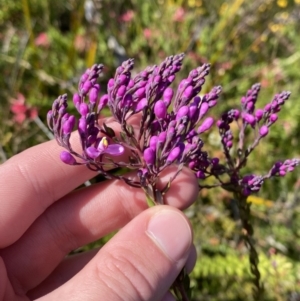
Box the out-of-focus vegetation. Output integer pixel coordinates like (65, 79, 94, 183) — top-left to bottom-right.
(1, 0, 300, 299)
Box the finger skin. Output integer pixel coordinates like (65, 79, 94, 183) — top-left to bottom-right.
(27, 249, 99, 300)
(28, 244, 196, 299)
(1, 167, 198, 294)
(0, 117, 140, 248)
(34, 206, 193, 301)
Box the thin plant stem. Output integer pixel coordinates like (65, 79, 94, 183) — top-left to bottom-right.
(235, 191, 264, 300)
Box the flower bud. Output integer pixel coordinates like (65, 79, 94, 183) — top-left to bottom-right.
(189, 105, 198, 120)
(197, 117, 214, 134)
(188, 160, 196, 169)
(226, 140, 233, 148)
(259, 125, 269, 137)
(246, 101, 254, 112)
(255, 109, 264, 121)
(117, 85, 127, 98)
(163, 87, 173, 106)
(196, 171, 205, 179)
(158, 131, 167, 143)
(166, 146, 182, 163)
(211, 158, 219, 166)
(80, 72, 89, 83)
(134, 87, 146, 99)
(149, 136, 158, 150)
(154, 100, 167, 119)
(144, 147, 155, 165)
(98, 94, 109, 112)
(199, 102, 209, 119)
(60, 151, 76, 165)
(264, 103, 271, 112)
(117, 74, 128, 85)
(176, 106, 189, 120)
(168, 75, 175, 82)
(208, 100, 217, 108)
(79, 103, 89, 117)
(81, 80, 93, 95)
(108, 78, 115, 89)
(62, 115, 76, 135)
(128, 79, 134, 88)
(183, 85, 194, 99)
(78, 117, 87, 135)
(135, 98, 148, 112)
(242, 113, 255, 126)
(269, 113, 278, 124)
(73, 93, 81, 108)
(89, 87, 99, 104)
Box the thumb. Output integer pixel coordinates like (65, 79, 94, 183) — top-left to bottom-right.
(39, 206, 193, 301)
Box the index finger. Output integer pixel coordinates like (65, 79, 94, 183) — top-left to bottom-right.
(0, 117, 139, 248)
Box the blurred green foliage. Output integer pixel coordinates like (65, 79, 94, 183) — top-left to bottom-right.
(1, 0, 300, 299)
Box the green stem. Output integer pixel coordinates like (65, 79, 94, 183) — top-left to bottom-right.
(22, 0, 34, 47)
(235, 192, 264, 299)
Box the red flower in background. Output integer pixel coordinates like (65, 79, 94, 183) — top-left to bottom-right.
(143, 28, 152, 39)
(173, 7, 185, 22)
(35, 32, 50, 48)
(120, 10, 135, 22)
(10, 93, 38, 124)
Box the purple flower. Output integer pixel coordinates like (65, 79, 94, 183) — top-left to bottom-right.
(86, 137, 124, 159)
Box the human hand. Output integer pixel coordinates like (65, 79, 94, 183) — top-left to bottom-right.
(0, 118, 198, 301)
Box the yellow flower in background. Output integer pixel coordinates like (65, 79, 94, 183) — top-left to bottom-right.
(247, 195, 274, 207)
(295, 0, 300, 4)
(280, 12, 289, 19)
(269, 22, 280, 32)
(188, 0, 202, 7)
(277, 0, 288, 7)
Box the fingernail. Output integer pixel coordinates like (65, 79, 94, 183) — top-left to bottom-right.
(146, 209, 192, 262)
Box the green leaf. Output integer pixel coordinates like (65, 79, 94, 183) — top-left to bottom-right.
(146, 194, 156, 207)
(103, 123, 115, 138)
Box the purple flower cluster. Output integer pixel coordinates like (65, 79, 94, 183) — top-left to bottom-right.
(47, 54, 299, 200)
(212, 83, 300, 195)
(47, 64, 125, 173)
